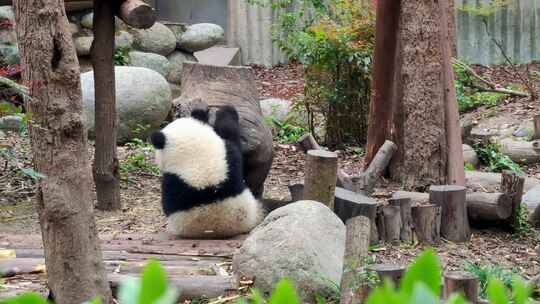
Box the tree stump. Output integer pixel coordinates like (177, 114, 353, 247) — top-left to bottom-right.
(334, 187, 379, 244)
(411, 204, 441, 244)
(303, 150, 338, 209)
(367, 264, 406, 286)
(118, 0, 156, 29)
(389, 198, 412, 242)
(340, 216, 371, 304)
(429, 185, 471, 242)
(172, 63, 273, 197)
(501, 171, 525, 231)
(534, 115, 540, 140)
(288, 184, 304, 202)
(443, 271, 478, 302)
(382, 205, 401, 244)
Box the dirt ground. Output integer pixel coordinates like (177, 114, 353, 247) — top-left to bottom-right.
(1, 63, 540, 295)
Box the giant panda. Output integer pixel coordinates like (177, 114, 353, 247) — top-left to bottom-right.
(150, 105, 266, 238)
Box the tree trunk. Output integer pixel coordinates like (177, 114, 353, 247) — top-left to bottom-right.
(389, 198, 412, 242)
(443, 271, 478, 302)
(501, 171, 525, 231)
(303, 150, 338, 209)
(365, 0, 401, 167)
(92, 0, 121, 211)
(381, 205, 401, 244)
(390, 0, 448, 191)
(534, 115, 540, 140)
(13, 0, 112, 303)
(411, 204, 441, 244)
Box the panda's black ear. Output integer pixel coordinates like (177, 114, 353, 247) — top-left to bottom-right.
(150, 131, 166, 149)
(191, 108, 209, 123)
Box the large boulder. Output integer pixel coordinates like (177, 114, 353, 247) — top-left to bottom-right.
(0, 115, 23, 132)
(260, 98, 292, 123)
(463, 144, 479, 168)
(74, 36, 93, 56)
(233, 201, 346, 299)
(81, 66, 172, 143)
(0, 6, 19, 65)
(115, 31, 134, 49)
(131, 22, 176, 56)
(177, 23, 224, 53)
(128, 51, 170, 78)
(166, 51, 197, 84)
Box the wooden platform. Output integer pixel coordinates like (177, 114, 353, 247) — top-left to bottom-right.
(0, 233, 249, 300)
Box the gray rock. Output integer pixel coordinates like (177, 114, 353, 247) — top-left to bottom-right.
(80, 12, 93, 29)
(463, 144, 479, 168)
(128, 51, 170, 78)
(0, 115, 23, 132)
(523, 185, 540, 210)
(166, 51, 197, 84)
(0, 130, 5, 138)
(233, 200, 346, 300)
(0, 44, 19, 64)
(69, 22, 80, 35)
(164, 23, 187, 45)
(131, 22, 176, 56)
(177, 23, 224, 53)
(115, 31, 134, 50)
(169, 83, 182, 99)
(260, 98, 292, 122)
(81, 66, 172, 143)
(74, 36, 93, 56)
(0, 6, 15, 24)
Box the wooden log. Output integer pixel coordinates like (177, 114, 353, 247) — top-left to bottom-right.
(465, 170, 540, 193)
(288, 183, 304, 202)
(108, 273, 238, 301)
(382, 205, 401, 244)
(411, 204, 441, 244)
(467, 192, 512, 221)
(501, 171, 525, 231)
(334, 187, 379, 244)
(395, 191, 512, 222)
(303, 150, 338, 209)
(429, 185, 471, 242)
(173, 63, 273, 198)
(117, 0, 156, 29)
(443, 271, 479, 302)
(389, 198, 412, 242)
(534, 115, 540, 140)
(296, 133, 349, 187)
(375, 206, 386, 244)
(340, 216, 371, 304)
(367, 264, 406, 286)
(499, 138, 540, 165)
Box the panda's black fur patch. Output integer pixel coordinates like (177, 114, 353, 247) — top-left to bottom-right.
(150, 131, 166, 150)
(191, 108, 210, 123)
(160, 105, 247, 215)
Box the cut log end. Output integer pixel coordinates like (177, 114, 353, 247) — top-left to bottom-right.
(118, 0, 156, 29)
(368, 264, 406, 286)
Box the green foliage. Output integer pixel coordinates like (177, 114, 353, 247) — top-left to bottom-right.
(464, 162, 475, 171)
(465, 261, 521, 299)
(515, 204, 534, 237)
(453, 63, 504, 113)
(457, 0, 510, 17)
(114, 47, 130, 66)
(267, 117, 306, 143)
(248, 0, 375, 146)
(119, 125, 159, 177)
(473, 142, 522, 173)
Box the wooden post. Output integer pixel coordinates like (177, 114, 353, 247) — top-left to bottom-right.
(382, 205, 401, 244)
(501, 171, 525, 231)
(340, 216, 371, 304)
(534, 115, 540, 140)
(443, 271, 479, 302)
(334, 187, 379, 244)
(389, 198, 412, 242)
(117, 0, 156, 29)
(364, 0, 401, 167)
(429, 185, 471, 242)
(288, 183, 304, 202)
(411, 204, 441, 244)
(92, 0, 121, 210)
(367, 264, 406, 286)
(303, 150, 338, 209)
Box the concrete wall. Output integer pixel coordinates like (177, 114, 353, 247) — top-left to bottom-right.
(154, 0, 540, 66)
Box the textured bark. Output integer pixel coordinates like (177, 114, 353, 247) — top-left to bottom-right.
(340, 216, 371, 304)
(438, 0, 465, 186)
(411, 204, 441, 244)
(303, 150, 338, 209)
(534, 115, 540, 140)
(499, 138, 540, 165)
(92, 0, 121, 211)
(333, 186, 379, 243)
(443, 271, 478, 302)
(389, 198, 412, 242)
(118, 0, 156, 29)
(365, 0, 401, 167)
(429, 185, 471, 242)
(172, 62, 273, 198)
(390, 0, 447, 190)
(501, 171, 525, 231)
(381, 205, 401, 244)
(13, 0, 112, 302)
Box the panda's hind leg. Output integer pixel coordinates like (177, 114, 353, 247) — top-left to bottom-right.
(214, 105, 241, 147)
